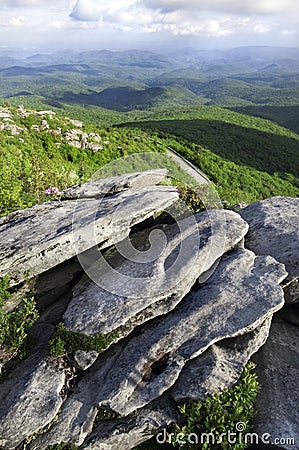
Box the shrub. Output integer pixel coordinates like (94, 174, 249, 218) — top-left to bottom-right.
(47, 444, 78, 450)
(170, 362, 259, 449)
(0, 276, 39, 369)
(49, 322, 118, 357)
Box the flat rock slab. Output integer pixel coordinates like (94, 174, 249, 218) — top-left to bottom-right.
(81, 394, 181, 450)
(252, 321, 299, 450)
(64, 209, 249, 336)
(0, 176, 178, 286)
(240, 196, 299, 303)
(32, 249, 287, 448)
(172, 316, 272, 403)
(62, 169, 168, 199)
(0, 325, 65, 449)
(82, 319, 272, 450)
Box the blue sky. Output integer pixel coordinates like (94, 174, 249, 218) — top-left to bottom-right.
(0, 0, 298, 53)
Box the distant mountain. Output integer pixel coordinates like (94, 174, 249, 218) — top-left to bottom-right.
(0, 46, 298, 109)
(55, 85, 205, 111)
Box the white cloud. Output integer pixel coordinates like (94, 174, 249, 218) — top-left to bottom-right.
(48, 20, 64, 29)
(141, 0, 299, 15)
(67, 0, 299, 43)
(9, 15, 26, 26)
(0, 0, 71, 9)
(253, 24, 270, 33)
(70, 0, 136, 22)
(70, 0, 102, 22)
(0, 0, 297, 51)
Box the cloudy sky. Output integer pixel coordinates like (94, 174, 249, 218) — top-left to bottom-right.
(0, 0, 298, 53)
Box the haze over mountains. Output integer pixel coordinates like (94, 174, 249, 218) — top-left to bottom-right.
(0, 46, 299, 112)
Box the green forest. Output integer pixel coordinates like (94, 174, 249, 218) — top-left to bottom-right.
(1, 98, 298, 217)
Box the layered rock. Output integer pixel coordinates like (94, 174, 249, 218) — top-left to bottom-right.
(252, 320, 299, 450)
(64, 209, 248, 337)
(81, 394, 182, 450)
(0, 170, 178, 286)
(0, 326, 65, 450)
(30, 248, 287, 448)
(78, 320, 272, 450)
(1, 173, 297, 450)
(172, 317, 272, 403)
(62, 169, 168, 199)
(240, 196, 299, 303)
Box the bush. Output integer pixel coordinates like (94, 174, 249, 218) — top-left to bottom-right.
(0, 276, 39, 369)
(170, 362, 259, 449)
(49, 322, 118, 357)
(47, 444, 78, 450)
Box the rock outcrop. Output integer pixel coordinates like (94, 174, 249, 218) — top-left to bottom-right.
(240, 196, 299, 304)
(172, 316, 272, 403)
(252, 320, 299, 450)
(63, 209, 248, 337)
(30, 249, 287, 448)
(0, 325, 65, 450)
(0, 170, 178, 286)
(0, 174, 297, 450)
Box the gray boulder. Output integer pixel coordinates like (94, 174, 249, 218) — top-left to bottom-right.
(0, 325, 65, 449)
(64, 209, 249, 337)
(252, 321, 299, 450)
(240, 196, 299, 303)
(81, 319, 272, 450)
(74, 350, 99, 371)
(31, 249, 287, 447)
(62, 169, 168, 199)
(172, 316, 271, 403)
(92, 250, 286, 417)
(81, 394, 182, 450)
(0, 176, 178, 286)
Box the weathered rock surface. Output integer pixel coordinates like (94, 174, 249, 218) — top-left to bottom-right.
(0, 172, 178, 286)
(64, 209, 249, 336)
(0, 325, 65, 449)
(74, 350, 99, 371)
(240, 196, 299, 303)
(172, 316, 272, 403)
(29, 341, 128, 449)
(31, 249, 287, 448)
(1, 184, 297, 450)
(62, 169, 168, 199)
(81, 394, 182, 450)
(252, 321, 299, 450)
(92, 250, 286, 417)
(80, 320, 272, 450)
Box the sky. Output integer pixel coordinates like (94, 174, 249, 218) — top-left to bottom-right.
(0, 0, 298, 54)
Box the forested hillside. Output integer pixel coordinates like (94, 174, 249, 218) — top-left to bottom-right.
(1, 46, 299, 110)
(1, 101, 298, 216)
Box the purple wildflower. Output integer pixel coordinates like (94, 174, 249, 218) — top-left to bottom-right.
(44, 187, 63, 196)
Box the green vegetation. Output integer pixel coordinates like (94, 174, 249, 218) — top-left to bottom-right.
(134, 363, 259, 450)
(120, 105, 299, 204)
(49, 322, 118, 357)
(0, 276, 38, 370)
(2, 47, 299, 110)
(1, 101, 298, 215)
(0, 104, 165, 216)
(47, 444, 78, 450)
(231, 105, 299, 134)
(170, 362, 259, 449)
